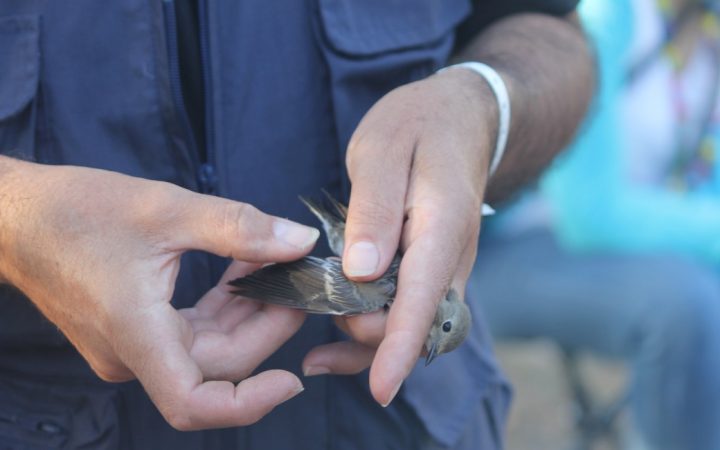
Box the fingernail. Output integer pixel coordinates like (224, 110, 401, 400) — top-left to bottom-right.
(303, 366, 331, 377)
(273, 220, 320, 249)
(286, 384, 305, 402)
(345, 241, 379, 277)
(381, 381, 403, 408)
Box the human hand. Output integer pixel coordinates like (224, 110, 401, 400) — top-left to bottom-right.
(0, 159, 318, 429)
(302, 68, 497, 405)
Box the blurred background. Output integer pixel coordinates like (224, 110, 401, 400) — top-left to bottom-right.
(468, 0, 720, 448)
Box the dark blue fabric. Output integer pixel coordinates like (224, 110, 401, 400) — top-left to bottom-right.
(0, 0, 581, 448)
(0, 14, 39, 158)
(0, 15, 38, 119)
(455, 0, 580, 51)
(403, 298, 512, 448)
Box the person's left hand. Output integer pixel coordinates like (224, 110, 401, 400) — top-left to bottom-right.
(179, 260, 306, 384)
(302, 68, 498, 406)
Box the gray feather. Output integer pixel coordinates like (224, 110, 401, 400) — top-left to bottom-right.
(229, 256, 392, 315)
(321, 188, 348, 220)
(299, 193, 346, 256)
(229, 191, 474, 364)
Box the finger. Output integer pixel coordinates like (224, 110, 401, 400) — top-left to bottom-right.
(180, 296, 259, 334)
(332, 315, 352, 336)
(190, 304, 306, 381)
(370, 212, 468, 407)
(169, 194, 319, 262)
(454, 223, 480, 289)
(441, 209, 481, 305)
(342, 124, 414, 281)
(218, 260, 264, 287)
(335, 310, 387, 348)
(303, 341, 376, 376)
(181, 370, 303, 430)
(215, 297, 260, 333)
(114, 303, 303, 430)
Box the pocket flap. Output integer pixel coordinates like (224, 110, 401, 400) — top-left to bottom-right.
(0, 14, 40, 120)
(318, 0, 471, 56)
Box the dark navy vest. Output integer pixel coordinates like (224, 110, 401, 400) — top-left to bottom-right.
(0, 1, 524, 448)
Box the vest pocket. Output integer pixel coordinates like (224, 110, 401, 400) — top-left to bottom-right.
(317, 0, 471, 57)
(0, 374, 121, 450)
(0, 14, 40, 158)
(314, 0, 472, 154)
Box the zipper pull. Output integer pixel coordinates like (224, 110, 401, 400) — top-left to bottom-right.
(197, 163, 218, 194)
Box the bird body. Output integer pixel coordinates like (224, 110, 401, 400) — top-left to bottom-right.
(229, 191, 472, 364)
(231, 255, 398, 315)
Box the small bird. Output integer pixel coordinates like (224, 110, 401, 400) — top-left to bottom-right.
(229, 191, 473, 365)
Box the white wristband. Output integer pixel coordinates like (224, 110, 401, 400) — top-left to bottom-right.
(439, 62, 511, 178)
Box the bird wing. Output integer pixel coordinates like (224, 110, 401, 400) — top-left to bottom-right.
(228, 256, 384, 315)
(321, 188, 348, 220)
(299, 194, 346, 225)
(300, 193, 347, 256)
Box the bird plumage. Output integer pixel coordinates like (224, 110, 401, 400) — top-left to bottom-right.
(299, 190, 347, 256)
(228, 192, 473, 364)
(229, 256, 398, 315)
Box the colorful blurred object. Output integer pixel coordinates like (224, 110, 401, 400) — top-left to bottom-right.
(471, 0, 720, 448)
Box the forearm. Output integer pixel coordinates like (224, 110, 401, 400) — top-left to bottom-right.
(0, 155, 29, 284)
(454, 12, 594, 203)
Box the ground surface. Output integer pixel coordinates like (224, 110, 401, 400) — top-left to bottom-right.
(495, 340, 628, 450)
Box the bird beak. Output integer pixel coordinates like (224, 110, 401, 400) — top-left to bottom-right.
(425, 343, 438, 366)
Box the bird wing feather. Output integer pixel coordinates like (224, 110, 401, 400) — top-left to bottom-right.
(228, 257, 382, 315)
(300, 194, 346, 256)
(321, 189, 348, 220)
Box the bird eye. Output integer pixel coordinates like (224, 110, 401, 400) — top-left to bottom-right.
(442, 321, 452, 332)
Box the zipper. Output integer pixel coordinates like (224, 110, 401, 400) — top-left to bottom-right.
(197, 0, 229, 282)
(162, 0, 218, 195)
(198, 0, 217, 191)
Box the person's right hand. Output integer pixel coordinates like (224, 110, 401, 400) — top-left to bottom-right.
(0, 158, 320, 430)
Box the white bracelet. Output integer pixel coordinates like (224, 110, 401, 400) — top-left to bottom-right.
(439, 62, 511, 178)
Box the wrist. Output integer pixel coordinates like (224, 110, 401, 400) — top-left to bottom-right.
(438, 62, 511, 179)
(433, 66, 498, 179)
(0, 156, 41, 285)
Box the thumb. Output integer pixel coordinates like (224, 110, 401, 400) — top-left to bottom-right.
(343, 150, 410, 281)
(169, 193, 319, 262)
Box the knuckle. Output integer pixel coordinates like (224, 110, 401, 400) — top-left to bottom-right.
(418, 195, 481, 254)
(131, 182, 185, 229)
(93, 369, 116, 383)
(346, 129, 411, 178)
(345, 132, 368, 174)
(232, 391, 248, 414)
(346, 128, 381, 166)
(346, 315, 385, 347)
(91, 362, 131, 383)
(443, 214, 477, 253)
(158, 386, 204, 431)
(223, 202, 251, 231)
(221, 202, 260, 241)
(348, 198, 399, 230)
(436, 235, 464, 273)
(165, 410, 194, 431)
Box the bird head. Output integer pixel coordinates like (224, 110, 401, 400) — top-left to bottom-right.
(424, 288, 471, 365)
